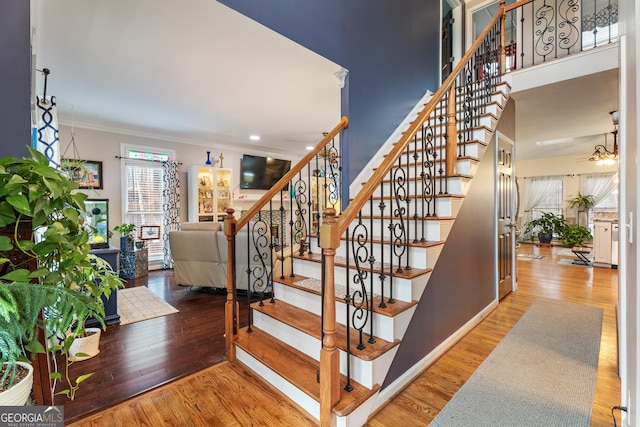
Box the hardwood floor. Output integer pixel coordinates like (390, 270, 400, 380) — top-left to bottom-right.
(67, 244, 621, 426)
(58, 271, 253, 424)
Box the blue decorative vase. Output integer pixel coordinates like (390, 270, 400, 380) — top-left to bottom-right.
(205, 151, 212, 165)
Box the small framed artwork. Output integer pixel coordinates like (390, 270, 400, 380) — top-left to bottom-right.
(62, 159, 104, 189)
(140, 225, 160, 240)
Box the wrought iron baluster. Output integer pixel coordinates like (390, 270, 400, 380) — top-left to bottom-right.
(344, 226, 353, 392)
(293, 171, 308, 257)
(386, 169, 395, 304)
(558, 0, 580, 55)
(535, 0, 556, 63)
(391, 158, 408, 273)
(422, 118, 437, 220)
(368, 200, 376, 344)
(438, 104, 446, 195)
(351, 212, 371, 352)
(377, 189, 387, 308)
(412, 136, 420, 243)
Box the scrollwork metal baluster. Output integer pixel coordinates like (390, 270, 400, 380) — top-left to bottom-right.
(558, 0, 580, 54)
(249, 211, 271, 308)
(422, 119, 437, 220)
(293, 171, 308, 257)
(351, 212, 371, 352)
(391, 158, 407, 273)
(535, 0, 555, 62)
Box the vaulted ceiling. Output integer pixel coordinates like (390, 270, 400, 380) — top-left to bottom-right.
(34, 0, 619, 162)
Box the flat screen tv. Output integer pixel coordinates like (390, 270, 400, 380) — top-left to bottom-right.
(240, 154, 291, 190)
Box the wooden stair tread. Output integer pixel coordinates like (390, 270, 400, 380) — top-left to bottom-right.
(360, 214, 455, 224)
(294, 251, 434, 279)
(235, 327, 380, 416)
(274, 272, 418, 317)
(251, 299, 400, 360)
(363, 194, 464, 201)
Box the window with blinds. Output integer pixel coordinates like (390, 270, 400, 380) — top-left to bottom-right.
(121, 145, 175, 264)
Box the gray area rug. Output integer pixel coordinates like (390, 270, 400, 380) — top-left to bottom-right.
(429, 299, 603, 427)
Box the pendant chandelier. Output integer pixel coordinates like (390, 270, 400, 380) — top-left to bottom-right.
(589, 110, 619, 166)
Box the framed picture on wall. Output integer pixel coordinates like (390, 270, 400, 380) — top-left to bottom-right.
(140, 225, 160, 240)
(61, 159, 104, 189)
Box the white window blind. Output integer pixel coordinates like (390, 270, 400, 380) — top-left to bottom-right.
(121, 145, 175, 265)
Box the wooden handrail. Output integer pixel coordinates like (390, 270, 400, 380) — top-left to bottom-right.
(233, 116, 349, 232)
(504, 0, 535, 13)
(335, 8, 505, 235)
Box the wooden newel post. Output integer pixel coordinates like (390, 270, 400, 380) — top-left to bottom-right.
(499, 0, 507, 73)
(446, 83, 458, 177)
(319, 208, 340, 426)
(224, 208, 237, 361)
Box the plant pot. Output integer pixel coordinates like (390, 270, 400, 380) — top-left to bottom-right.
(120, 236, 134, 252)
(0, 362, 33, 406)
(538, 232, 553, 244)
(68, 328, 101, 361)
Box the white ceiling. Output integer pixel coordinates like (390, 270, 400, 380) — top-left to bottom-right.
(33, 0, 343, 157)
(33, 1, 619, 162)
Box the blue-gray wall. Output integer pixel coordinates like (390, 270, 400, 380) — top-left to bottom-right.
(383, 136, 497, 387)
(217, 0, 441, 200)
(0, 0, 31, 158)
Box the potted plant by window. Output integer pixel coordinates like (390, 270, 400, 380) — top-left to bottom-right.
(560, 224, 593, 248)
(0, 148, 124, 404)
(567, 192, 595, 227)
(114, 223, 136, 251)
(522, 211, 568, 244)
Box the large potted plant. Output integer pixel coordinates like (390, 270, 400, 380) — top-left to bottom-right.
(567, 192, 595, 227)
(560, 224, 593, 247)
(522, 211, 568, 244)
(0, 148, 123, 404)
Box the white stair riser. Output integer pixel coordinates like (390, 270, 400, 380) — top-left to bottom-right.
(357, 199, 461, 219)
(236, 347, 320, 420)
(341, 216, 453, 243)
(273, 282, 412, 342)
(290, 258, 432, 303)
(252, 310, 400, 389)
(408, 126, 492, 147)
(369, 175, 469, 198)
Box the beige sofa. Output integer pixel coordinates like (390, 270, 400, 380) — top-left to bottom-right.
(168, 222, 294, 291)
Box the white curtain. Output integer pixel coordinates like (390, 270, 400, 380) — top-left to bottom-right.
(519, 176, 563, 241)
(162, 161, 180, 269)
(35, 96, 60, 168)
(579, 172, 618, 207)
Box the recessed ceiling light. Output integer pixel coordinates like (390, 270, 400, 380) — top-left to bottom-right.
(249, 135, 260, 141)
(306, 146, 314, 151)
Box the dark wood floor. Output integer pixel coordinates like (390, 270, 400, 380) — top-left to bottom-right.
(57, 271, 251, 424)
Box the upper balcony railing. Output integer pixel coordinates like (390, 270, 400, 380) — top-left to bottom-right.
(501, 0, 618, 72)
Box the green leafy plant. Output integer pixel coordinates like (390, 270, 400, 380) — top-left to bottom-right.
(0, 147, 123, 398)
(522, 212, 568, 243)
(560, 224, 593, 247)
(113, 223, 136, 238)
(567, 192, 595, 211)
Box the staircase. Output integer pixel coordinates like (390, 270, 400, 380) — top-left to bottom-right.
(231, 79, 510, 426)
(221, 7, 511, 427)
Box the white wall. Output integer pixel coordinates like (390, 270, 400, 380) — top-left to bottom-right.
(58, 124, 300, 247)
(620, 0, 639, 424)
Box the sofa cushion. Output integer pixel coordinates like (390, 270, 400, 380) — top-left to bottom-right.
(180, 222, 222, 232)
